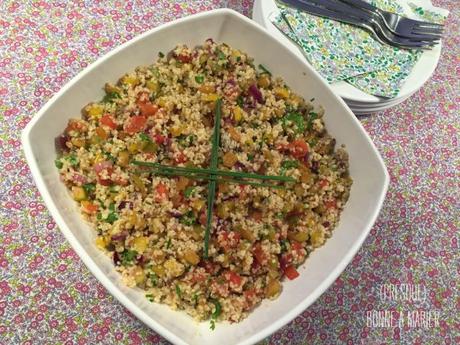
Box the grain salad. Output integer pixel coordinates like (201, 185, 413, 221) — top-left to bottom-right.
(55, 39, 352, 324)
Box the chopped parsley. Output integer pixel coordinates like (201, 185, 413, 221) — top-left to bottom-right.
(236, 95, 244, 107)
(247, 153, 254, 162)
(280, 239, 288, 253)
(105, 203, 118, 224)
(150, 273, 158, 287)
(146, 293, 154, 302)
(102, 91, 120, 103)
(177, 134, 196, 147)
(120, 249, 138, 266)
(307, 112, 318, 130)
(216, 49, 226, 60)
(280, 160, 299, 175)
(175, 284, 182, 298)
(139, 133, 152, 142)
(258, 64, 272, 76)
(184, 186, 196, 199)
(180, 210, 196, 226)
(166, 238, 172, 249)
(158, 51, 165, 58)
(281, 111, 305, 134)
(209, 299, 221, 330)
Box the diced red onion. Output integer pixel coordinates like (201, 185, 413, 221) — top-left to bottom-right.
(248, 84, 263, 103)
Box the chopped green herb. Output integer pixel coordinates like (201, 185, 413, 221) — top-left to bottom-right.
(146, 293, 154, 302)
(195, 75, 204, 84)
(175, 284, 182, 298)
(150, 273, 158, 287)
(209, 298, 221, 330)
(96, 213, 102, 221)
(166, 238, 172, 249)
(105, 212, 118, 224)
(109, 185, 119, 193)
(217, 50, 226, 60)
(82, 183, 96, 195)
(258, 64, 272, 76)
(158, 52, 165, 58)
(102, 91, 120, 103)
(120, 249, 137, 266)
(54, 159, 63, 169)
(310, 97, 315, 102)
(276, 212, 286, 219)
(280, 239, 288, 253)
(109, 203, 115, 212)
(281, 160, 299, 169)
(193, 293, 199, 306)
(104, 152, 116, 162)
(180, 210, 196, 226)
(309, 139, 318, 147)
(247, 153, 254, 162)
(236, 95, 244, 107)
(281, 111, 305, 134)
(184, 186, 196, 198)
(177, 134, 196, 147)
(307, 112, 318, 130)
(236, 56, 241, 62)
(139, 133, 152, 142)
(66, 154, 79, 166)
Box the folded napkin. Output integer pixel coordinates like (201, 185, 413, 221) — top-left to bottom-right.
(271, 0, 448, 98)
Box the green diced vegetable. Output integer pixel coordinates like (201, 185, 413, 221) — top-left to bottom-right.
(247, 153, 254, 162)
(55, 159, 63, 169)
(66, 154, 79, 166)
(82, 183, 96, 195)
(217, 50, 226, 60)
(281, 160, 299, 169)
(150, 273, 158, 287)
(166, 238, 172, 249)
(195, 75, 204, 84)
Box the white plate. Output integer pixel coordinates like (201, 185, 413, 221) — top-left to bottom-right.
(22, 9, 388, 345)
(253, 0, 442, 106)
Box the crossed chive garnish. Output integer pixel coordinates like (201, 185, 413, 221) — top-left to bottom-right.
(132, 98, 296, 259)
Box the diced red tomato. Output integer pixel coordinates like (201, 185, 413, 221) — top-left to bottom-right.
(94, 160, 113, 185)
(65, 119, 87, 133)
(279, 253, 293, 272)
(176, 53, 192, 63)
(253, 243, 267, 265)
(219, 231, 241, 251)
(154, 134, 166, 144)
(138, 101, 158, 117)
(124, 116, 147, 134)
(319, 179, 329, 188)
(155, 183, 168, 201)
(175, 152, 187, 164)
(324, 199, 337, 209)
(291, 241, 304, 258)
(288, 139, 309, 158)
(284, 265, 299, 280)
(226, 271, 242, 286)
(100, 114, 117, 130)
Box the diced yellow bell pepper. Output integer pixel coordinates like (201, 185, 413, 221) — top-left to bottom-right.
(95, 236, 108, 250)
(122, 75, 139, 86)
(72, 186, 87, 201)
(233, 106, 243, 122)
(146, 80, 159, 93)
(201, 93, 219, 102)
(87, 103, 104, 119)
(274, 87, 289, 99)
(132, 236, 149, 254)
(133, 266, 146, 285)
(183, 249, 200, 265)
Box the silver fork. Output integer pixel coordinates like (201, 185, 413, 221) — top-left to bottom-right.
(339, 0, 444, 39)
(281, 0, 438, 49)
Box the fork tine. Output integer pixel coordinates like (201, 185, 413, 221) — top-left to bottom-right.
(411, 27, 444, 35)
(412, 22, 444, 30)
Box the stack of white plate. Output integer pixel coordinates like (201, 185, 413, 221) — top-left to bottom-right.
(252, 0, 442, 115)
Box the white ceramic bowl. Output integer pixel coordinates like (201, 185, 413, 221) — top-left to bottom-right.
(253, 0, 442, 109)
(22, 9, 389, 345)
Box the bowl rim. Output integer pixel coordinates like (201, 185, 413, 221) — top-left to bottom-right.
(21, 8, 389, 345)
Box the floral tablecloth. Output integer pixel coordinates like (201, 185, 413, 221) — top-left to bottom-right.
(0, 1, 458, 344)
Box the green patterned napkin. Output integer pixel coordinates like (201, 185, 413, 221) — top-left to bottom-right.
(271, 0, 447, 98)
